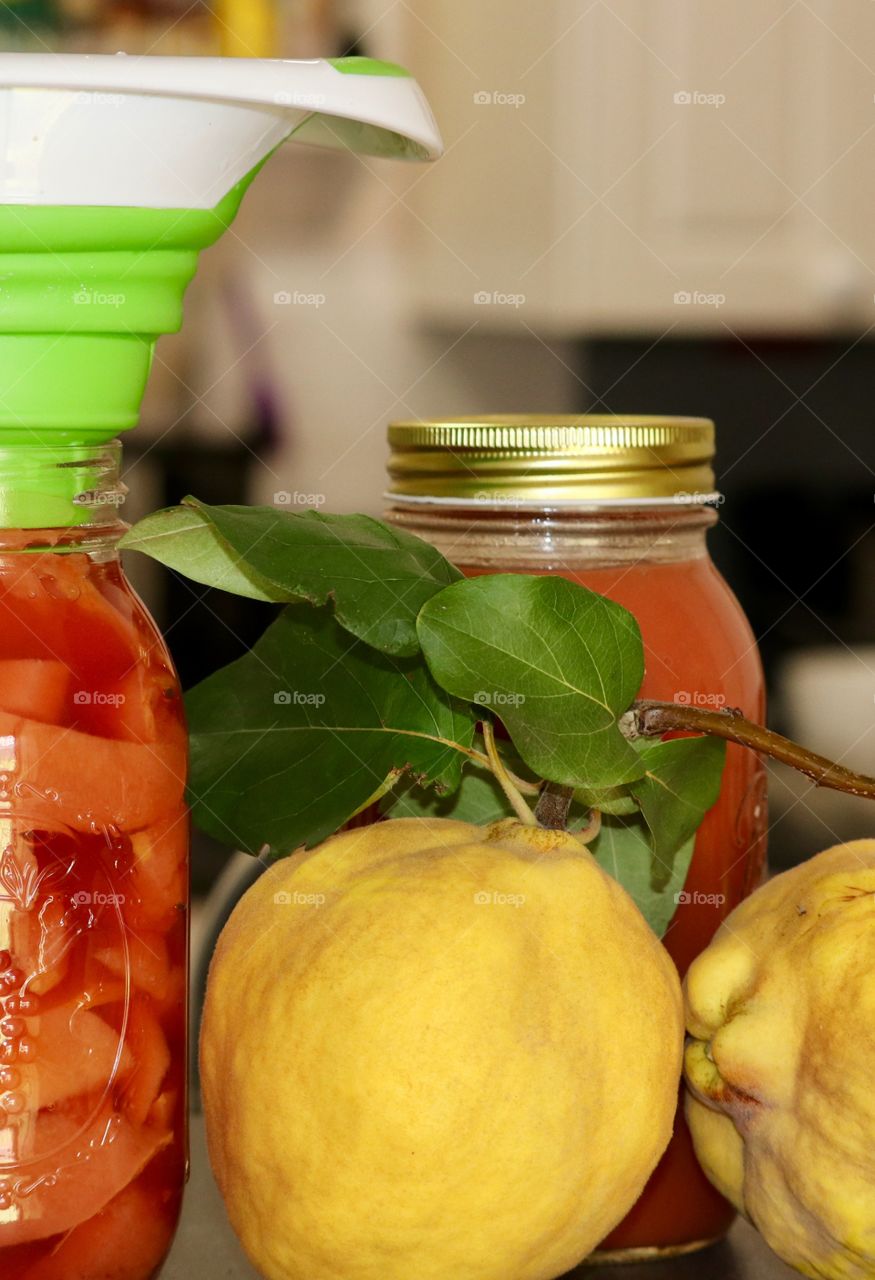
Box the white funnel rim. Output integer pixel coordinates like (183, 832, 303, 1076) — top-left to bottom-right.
(0, 53, 443, 208)
(0, 54, 442, 158)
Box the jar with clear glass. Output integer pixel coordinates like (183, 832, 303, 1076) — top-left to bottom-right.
(0, 445, 188, 1280)
(385, 415, 767, 1260)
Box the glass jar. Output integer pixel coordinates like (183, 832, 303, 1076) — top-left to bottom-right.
(385, 416, 768, 1260)
(0, 445, 188, 1280)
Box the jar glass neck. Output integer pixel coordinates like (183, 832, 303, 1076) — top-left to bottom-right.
(0, 442, 127, 551)
(385, 502, 718, 571)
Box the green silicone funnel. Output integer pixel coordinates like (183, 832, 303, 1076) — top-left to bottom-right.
(0, 53, 442, 524)
(0, 184, 259, 443)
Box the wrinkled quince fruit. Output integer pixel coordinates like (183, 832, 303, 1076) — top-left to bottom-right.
(201, 817, 683, 1280)
(685, 839, 875, 1279)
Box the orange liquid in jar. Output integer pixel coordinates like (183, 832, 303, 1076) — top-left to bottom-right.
(465, 555, 767, 1252)
(0, 546, 189, 1280)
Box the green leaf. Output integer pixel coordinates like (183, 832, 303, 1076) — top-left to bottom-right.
(589, 819, 696, 939)
(630, 737, 726, 889)
(121, 506, 280, 602)
(123, 501, 461, 657)
(418, 575, 645, 789)
(384, 759, 514, 825)
(186, 605, 476, 857)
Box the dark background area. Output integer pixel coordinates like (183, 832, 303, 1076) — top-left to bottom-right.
(581, 338, 875, 688)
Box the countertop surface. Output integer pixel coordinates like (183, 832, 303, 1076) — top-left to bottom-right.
(166, 1117, 799, 1280)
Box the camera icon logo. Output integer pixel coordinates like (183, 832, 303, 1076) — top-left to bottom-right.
(74, 691, 93, 705)
(673, 90, 692, 105)
(274, 691, 293, 706)
(473, 91, 492, 105)
(274, 291, 292, 306)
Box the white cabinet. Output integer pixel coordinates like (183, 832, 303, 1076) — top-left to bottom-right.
(404, 1, 875, 333)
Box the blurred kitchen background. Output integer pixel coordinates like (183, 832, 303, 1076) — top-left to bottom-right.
(5, 0, 873, 876)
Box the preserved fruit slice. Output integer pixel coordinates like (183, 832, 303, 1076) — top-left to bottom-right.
(156, 963, 186, 1024)
(95, 932, 169, 1002)
(19, 1007, 130, 1110)
(10, 1182, 176, 1280)
(0, 713, 185, 831)
(146, 1088, 177, 1132)
(118, 1001, 170, 1126)
(110, 669, 159, 745)
(126, 813, 188, 932)
(79, 978, 127, 1011)
(0, 563, 140, 685)
(0, 663, 69, 726)
(0, 1105, 171, 1247)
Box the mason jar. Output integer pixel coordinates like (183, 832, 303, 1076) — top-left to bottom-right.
(385, 415, 767, 1259)
(0, 444, 188, 1280)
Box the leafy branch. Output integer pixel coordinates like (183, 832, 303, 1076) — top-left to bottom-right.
(627, 700, 875, 798)
(121, 501, 875, 937)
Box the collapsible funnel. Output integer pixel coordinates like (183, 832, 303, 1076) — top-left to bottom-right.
(0, 54, 441, 479)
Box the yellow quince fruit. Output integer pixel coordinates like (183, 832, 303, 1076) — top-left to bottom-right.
(685, 839, 875, 1279)
(201, 817, 684, 1280)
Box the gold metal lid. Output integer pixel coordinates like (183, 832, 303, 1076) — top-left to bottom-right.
(386, 415, 717, 506)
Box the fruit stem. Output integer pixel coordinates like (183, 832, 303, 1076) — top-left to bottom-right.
(482, 720, 539, 825)
(573, 808, 602, 846)
(535, 783, 576, 830)
(627, 700, 875, 799)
